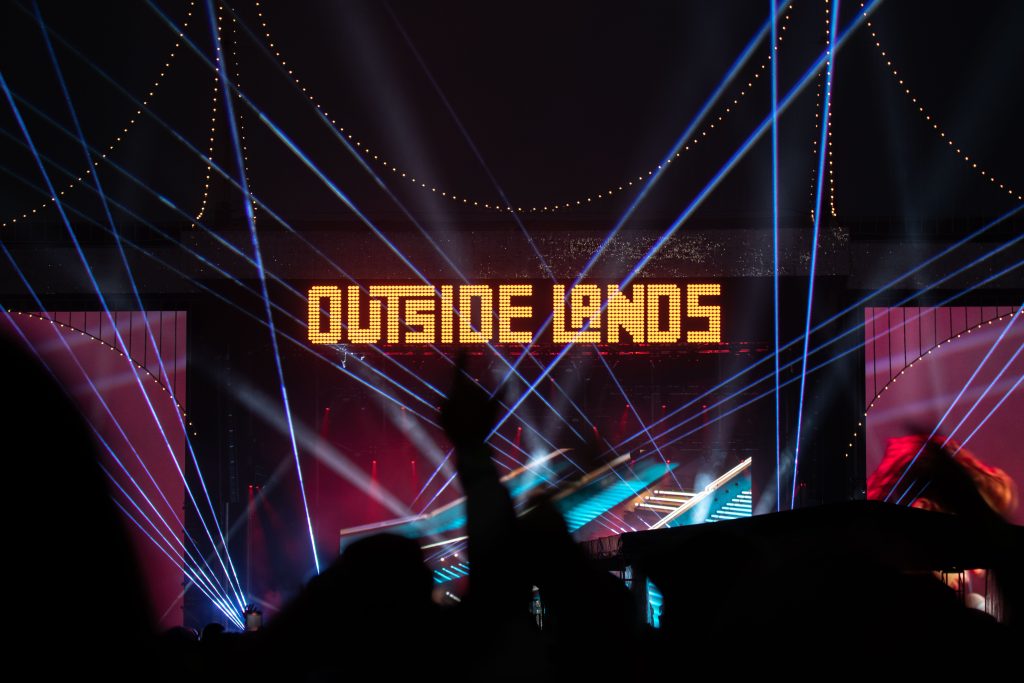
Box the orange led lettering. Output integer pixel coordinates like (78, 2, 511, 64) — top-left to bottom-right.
(686, 283, 721, 343)
(606, 284, 645, 343)
(347, 286, 382, 344)
(307, 286, 343, 344)
(498, 284, 533, 343)
(647, 284, 681, 343)
(458, 285, 493, 344)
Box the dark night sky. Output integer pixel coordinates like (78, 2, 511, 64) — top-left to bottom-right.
(1, 0, 1022, 237)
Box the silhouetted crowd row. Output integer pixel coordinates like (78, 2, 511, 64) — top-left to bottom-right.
(7, 340, 1020, 681)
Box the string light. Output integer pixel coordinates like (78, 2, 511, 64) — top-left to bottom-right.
(864, 309, 1016, 416)
(858, 2, 1021, 202)
(859, 309, 1020, 486)
(229, 7, 258, 220)
(194, 9, 221, 227)
(10, 311, 188, 416)
(809, 0, 839, 220)
(2, 1, 199, 229)
(249, 0, 796, 214)
(824, 1, 838, 218)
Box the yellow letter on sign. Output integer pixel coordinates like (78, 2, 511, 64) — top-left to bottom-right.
(686, 283, 721, 342)
(347, 286, 382, 344)
(459, 285, 493, 343)
(308, 285, 343, 344)
(606, 284, 645, 343)
(405, 298, 436, 344)
(498, 284, 534, 343)
(647, 284, 681, 343)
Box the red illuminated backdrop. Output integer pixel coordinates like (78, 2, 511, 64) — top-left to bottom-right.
(1, 311, 188, 629)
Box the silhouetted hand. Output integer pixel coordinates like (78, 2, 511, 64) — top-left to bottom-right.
(440, 352, 500, 451)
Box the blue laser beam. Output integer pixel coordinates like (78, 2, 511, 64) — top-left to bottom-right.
(791, 0, 841, 510)
(204, 0, 319, 574)
(770, 0, 783, 512)
(30, 0, 248, 606)
(611, 211, 1024, 453)
(652, 263, 1024, 454)
(491, 0, 886, 434)
(1, 69, 248, 610)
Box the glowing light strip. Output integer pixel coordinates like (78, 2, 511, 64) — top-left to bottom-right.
(649, 458, 752, 529)
(791, 0, 840, 510)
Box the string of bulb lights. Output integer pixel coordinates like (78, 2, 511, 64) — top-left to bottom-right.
(246, 0, 795, 215)
(1, 0, 200, 229)
(0, 90, 593, 480)
(193, 11, 221, 226)
(808, 0, 839, 221)
(2, 8, 251, 611)
(857, 1, 1022, 203)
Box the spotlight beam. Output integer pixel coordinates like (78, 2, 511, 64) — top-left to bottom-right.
(1, 148, 552, 501)
(934, 340, 1024, 456)
(791, 0, 841, 510)
(0, 105, 556, 467)
(953, 373, 1024, 456)
(142, 0, 609, 449)
(384, 3, 670, 462)
(593, 351, 682, 490)
(770, 0, 783, 511)
(225, 0, 643, 450)
(25, 7, 627, 458)
(111, 496, 244, 629)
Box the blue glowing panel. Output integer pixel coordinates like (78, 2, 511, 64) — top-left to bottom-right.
(557, 459, 677, 532)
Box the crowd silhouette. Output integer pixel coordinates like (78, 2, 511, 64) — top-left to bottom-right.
(5, 338, 1020, 681)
